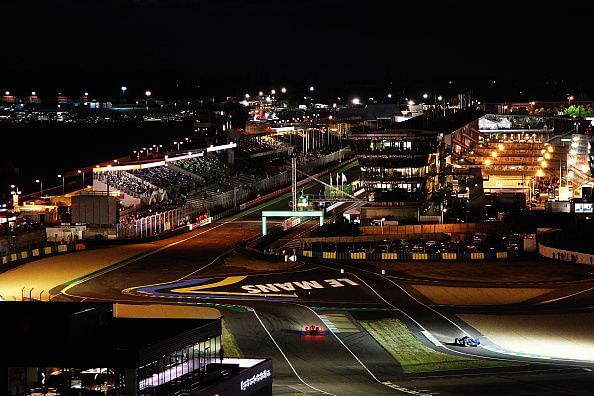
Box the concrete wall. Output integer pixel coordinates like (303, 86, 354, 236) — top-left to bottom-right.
(360, 222, 511, 236)
(299, 249, 517, 262)
(361, 205, 419, 222)
(302, 233, 448, 245)
(538, 243, 594, 266)
(1, 243, 85, 268)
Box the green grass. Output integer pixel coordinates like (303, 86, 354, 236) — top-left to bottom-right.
(359, 318, 511, 373)
(221, 319, 243, 358)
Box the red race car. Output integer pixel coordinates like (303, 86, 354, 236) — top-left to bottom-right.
(302, 325, 322, 335)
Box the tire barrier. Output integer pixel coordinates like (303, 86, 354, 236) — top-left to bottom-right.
(1, 243, 85, 267)
(299, 250, 517, 262)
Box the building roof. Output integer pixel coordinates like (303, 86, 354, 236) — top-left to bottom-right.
(395, 108, 485, 134)
(337, 103, 402, 121)
(0, 302, 219, 368)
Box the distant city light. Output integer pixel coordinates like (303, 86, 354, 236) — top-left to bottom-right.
(408, 100, 414, 106)
(352, 98, 360, 105)
(437, 95, 443, 101)
(145, 90, 152, 97)
(245, 93, 250, 98)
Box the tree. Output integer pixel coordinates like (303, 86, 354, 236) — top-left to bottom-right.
(563, 105, 594, 118)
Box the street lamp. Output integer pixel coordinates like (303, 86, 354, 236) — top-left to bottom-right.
(10, 184, 21, 207)
(423, 93, 428, 100)
(309, 86, 315, 92)
(121, 86, 127, 96)
(35, 179, 43, 198)
(77, 170, 85, 186)
(281, 87, 287, 94)
(57, 174, 65, 195)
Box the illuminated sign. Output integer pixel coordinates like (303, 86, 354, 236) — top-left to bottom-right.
(575, 203, 593, 213)
(206, 142, 237, 152)
(240, 369, 271, 391)
(165, 151, 204, 163)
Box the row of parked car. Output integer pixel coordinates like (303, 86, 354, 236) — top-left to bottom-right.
(340, 233, 523, 255)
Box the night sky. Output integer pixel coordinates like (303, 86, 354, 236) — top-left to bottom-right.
(2, 0, 594, 100)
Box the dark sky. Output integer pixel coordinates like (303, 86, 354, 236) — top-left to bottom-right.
(1, 0, 594, 99)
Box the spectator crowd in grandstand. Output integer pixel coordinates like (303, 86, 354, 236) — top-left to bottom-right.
(174, 157, 230, 186)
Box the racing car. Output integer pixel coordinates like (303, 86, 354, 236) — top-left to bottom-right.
(454, 335, 480, 347)
(298, 325, 328, 336)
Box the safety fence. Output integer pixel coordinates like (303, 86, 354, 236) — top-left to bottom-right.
(1, 243, 86, 268)
(299, 250, 519, 261)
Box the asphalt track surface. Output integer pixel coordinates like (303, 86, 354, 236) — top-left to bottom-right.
(49, 171, 594, 394)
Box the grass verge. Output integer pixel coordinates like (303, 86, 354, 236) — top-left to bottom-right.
(222, 319, 243, 358)
(359, 317, 511, 373)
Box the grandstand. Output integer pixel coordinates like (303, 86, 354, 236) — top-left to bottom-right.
(172, 157, 231, 186)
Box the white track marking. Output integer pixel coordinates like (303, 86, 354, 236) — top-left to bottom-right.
(250, 308, 334, 395)
(176, 249, 234, 281)
(343, 272, 561, 366)
(298, 303, 427, 395)
(60, 219, 242, 296)
(536, 286, 594, 305)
